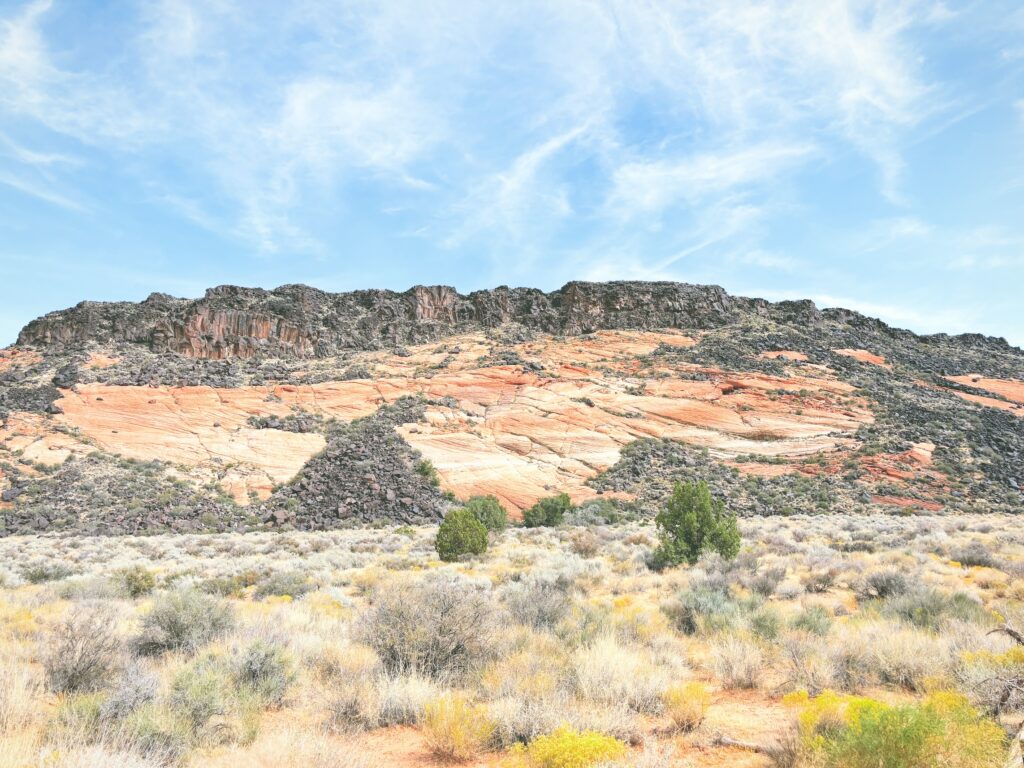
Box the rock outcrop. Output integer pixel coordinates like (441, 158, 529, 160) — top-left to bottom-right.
(17, 282, 816, 359)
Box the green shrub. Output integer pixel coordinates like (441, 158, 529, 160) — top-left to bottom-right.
(750, 606, 783, 641)
(168, 655, 231, 730)
(791, 605, 832, 637)
(883, 589, 988, 630)
(134, 590, 235, 656)
(650, 481, 741, 570)
(664, 583, 739, 635)
(788, 690, 1005, 768)
(463, 495, 508, 532)
(435, 508, 488, 562)
(522, 493, 572, 528)
(416, 459, 441, 486)
(855, 568, 910, 600)
(113, 565, 157, 598)
(21, 561, 75, 583)
(517, 724, 627, 768)
(253, 571, 314, 600)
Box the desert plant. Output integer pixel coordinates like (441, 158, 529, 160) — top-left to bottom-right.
(21, 561, 75, 583)
(516, 724, 627, 768)
(0, 659, 40, 733)
(572, 635, 668, 714)
(416, 458, 441, 486)
(112, 566, 157, 599)
(42, 606, 124, 693)
(786, 689, 1005, 768)
(354, 576, 498, 681)
(663, 582, 739, 635)
(662, 681, 710, 732)
(522, 493, 572, 528)
(502, 573, 574, 630)
(791, 605, 832, 637)
(421, 693, 493, 761)
(100, 661, 159, 721)
(749, 606, 783, 641)
(230, 640, 295, 707)
(568, 528, 600, 558)
(751, 567, 787, 597)
(712, 635, 763, 689)
(167, 654, 231, 731)
(134, 590, 235, 656)
(855, 568, 910, 600)
(253, 571, 315, 600)
(464, 495, 508, 532)
(435, 507, 488, 561)
(883, 588, 988, 631)
(650, 481, 741, 570)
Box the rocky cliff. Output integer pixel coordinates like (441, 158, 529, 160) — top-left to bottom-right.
(17, 281, 821, 359)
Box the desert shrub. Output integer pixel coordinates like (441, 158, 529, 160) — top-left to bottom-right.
(957, 646, 1024, 715)
(354, 576, 498, 682)
(572, 635, 668, 714)
(868, 626, 948, 691)
(855, 568, 910, 600)
(167, 654, 231, 731)
(751, 567, 786, 597)
(421, 693, 493, 761)
(435, 507, 488, 561)
(650, 481, 740, 570)
(49, 691, 104, 737)
(803, 567, 839, 594)
(416, 458, 441, 486)
(950, 541, 996, 568)
(786, 689, 1005, 768)
(253, 571, 315, 600)
(781, 636, 837, 696)
(791, 606, 832, 637)
(516, 725, 627, 768)
(523, 493, 572, 527)
(134, 590, 235, 656)
(568, 528, 600, 558)
(487, 694, 641, 749)
(663, 583, 739, 635)
(464, 495, 508, 532)
(42, 606, 124, 694)
(230, 640, 295, 707)
(100, 661, 159, 721)
(662, 681, 710, 732)
(712, 635, 763, 689)
(749, 606, 783, 641)
(21, 561, 75, 583)
(113, 566, 157, 599)
(883, 589, 988, 631)
(502, 573, 574, 630)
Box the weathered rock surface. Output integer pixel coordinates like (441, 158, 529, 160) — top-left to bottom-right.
(2, 280, 1022, 534)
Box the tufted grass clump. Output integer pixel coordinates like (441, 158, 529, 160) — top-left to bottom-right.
(663, 681, 711, 732)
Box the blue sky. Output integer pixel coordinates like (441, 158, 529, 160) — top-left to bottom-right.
(1, 1, 1023, 346)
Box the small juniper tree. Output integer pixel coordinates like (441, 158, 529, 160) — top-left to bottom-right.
(522, 493, 572, 528)
(651, 481, 740, 570)
(435, 508, 488, 561)
(463, 495, 508, 532)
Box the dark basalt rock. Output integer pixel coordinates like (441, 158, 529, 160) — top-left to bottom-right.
(15, 281, 805, 360)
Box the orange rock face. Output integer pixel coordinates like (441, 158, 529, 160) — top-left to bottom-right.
(944, 375, 1024, 417)
(5, 330, 874, 509)
(834, 348, 890, 367)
